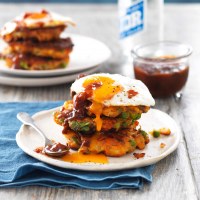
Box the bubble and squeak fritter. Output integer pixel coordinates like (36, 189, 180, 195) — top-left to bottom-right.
(54, 74, 155, 157)
(0, 10, 75, 70)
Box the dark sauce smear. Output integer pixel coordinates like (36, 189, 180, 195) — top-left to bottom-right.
(45, 143, 69, 153)
(34, 143, 68, 157)
(134, 61, 189, 98)
(72, 92, 90, 119)
(34, 147, 44, 154)
(61, 82, 102, 122)
(127, 89, 138, 98)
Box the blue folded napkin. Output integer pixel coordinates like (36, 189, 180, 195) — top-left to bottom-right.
(0, 102, 154, 189)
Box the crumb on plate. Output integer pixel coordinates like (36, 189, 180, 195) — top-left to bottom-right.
(160, 143, 166, 148)
(133, 152, 145, 159)
(150, 128, 171, 138)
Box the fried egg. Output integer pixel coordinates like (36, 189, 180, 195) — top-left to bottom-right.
(1, 10, 75, 36)
(71, 73, 155, 107)
(71, 73, 155, 131)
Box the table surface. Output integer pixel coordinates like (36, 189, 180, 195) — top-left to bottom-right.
(0, 3, 200, 200)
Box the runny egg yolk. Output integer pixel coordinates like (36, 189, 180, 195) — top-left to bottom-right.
(23, 10, 50, 20)
(83, 76, 123, 131)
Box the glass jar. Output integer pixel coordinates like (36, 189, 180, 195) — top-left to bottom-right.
(132, 41, 192, 98)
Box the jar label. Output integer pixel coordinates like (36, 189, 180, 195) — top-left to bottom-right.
(119, 0, 145, 39)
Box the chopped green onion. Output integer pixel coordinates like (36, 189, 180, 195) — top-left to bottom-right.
(153, 130, 160, 138)
(72, 136, 81, 145)
(130, 113, 141, 121)
(140, 130, 148, 139)
(122, 121, 128, 128)
(59, 118, 64, 124)
(129, 139, 136, 147)
(19, 61, 29, 70)
(59, 63, 66, 68)
(70, 121, 90, 132)
(114, 122, 121, 131)
(121, 112, 129, 119)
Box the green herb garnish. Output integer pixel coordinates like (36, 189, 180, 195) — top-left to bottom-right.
(129, 139, 136, 147)
(70, 121, 90, 132)
(122, 121, 128, 128)
(121, 112, 130, 119)
(140, 130, 148, 139)
(72, 136, 81, 145)
(114, 122, 121, 131)
(130, 113, 141, 121)
(59, 63, 66, 68)
(19, 61, 29, 70)
(153, 130, 160, 138)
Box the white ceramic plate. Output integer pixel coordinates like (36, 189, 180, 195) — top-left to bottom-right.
(16, 108, 181, 171)
(0, 34, 111, 77)
(0, 66, 99, 87)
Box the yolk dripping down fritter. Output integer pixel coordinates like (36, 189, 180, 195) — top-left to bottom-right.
(82, 76, 123, 131)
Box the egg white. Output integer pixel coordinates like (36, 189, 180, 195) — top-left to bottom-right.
(71, 73, 155, 107)
(1, 11, 75, 36)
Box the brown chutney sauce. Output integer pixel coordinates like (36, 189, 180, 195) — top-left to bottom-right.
(134, 61, 189, 98)
(60, 81, 102, 125)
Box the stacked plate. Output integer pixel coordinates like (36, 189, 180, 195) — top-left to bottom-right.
(0, 34, 111, 87)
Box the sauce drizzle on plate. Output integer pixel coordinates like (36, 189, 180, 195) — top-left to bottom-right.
(60, 152, 108, 164)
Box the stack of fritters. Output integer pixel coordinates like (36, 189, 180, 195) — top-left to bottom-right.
(54, 101, 150, 157)
(54, 74, 155, 157)
(0, 10, 74, 70)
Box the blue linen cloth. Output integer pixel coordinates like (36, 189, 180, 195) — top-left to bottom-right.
(0, 102, 154, 189)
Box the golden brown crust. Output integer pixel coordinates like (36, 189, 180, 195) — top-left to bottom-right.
(2, 53, 69, 70)
(62, 130, 81, 150)
(78, 129, 148, 157)
(7, 38, 73, 59)
(79, 132, 136, 157)
(2, 25, 66, 42)
(53, 98, 150, 157)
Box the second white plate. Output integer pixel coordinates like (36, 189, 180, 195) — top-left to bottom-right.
(0, 66, 99, 87)
(16, 108, 181, 171)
